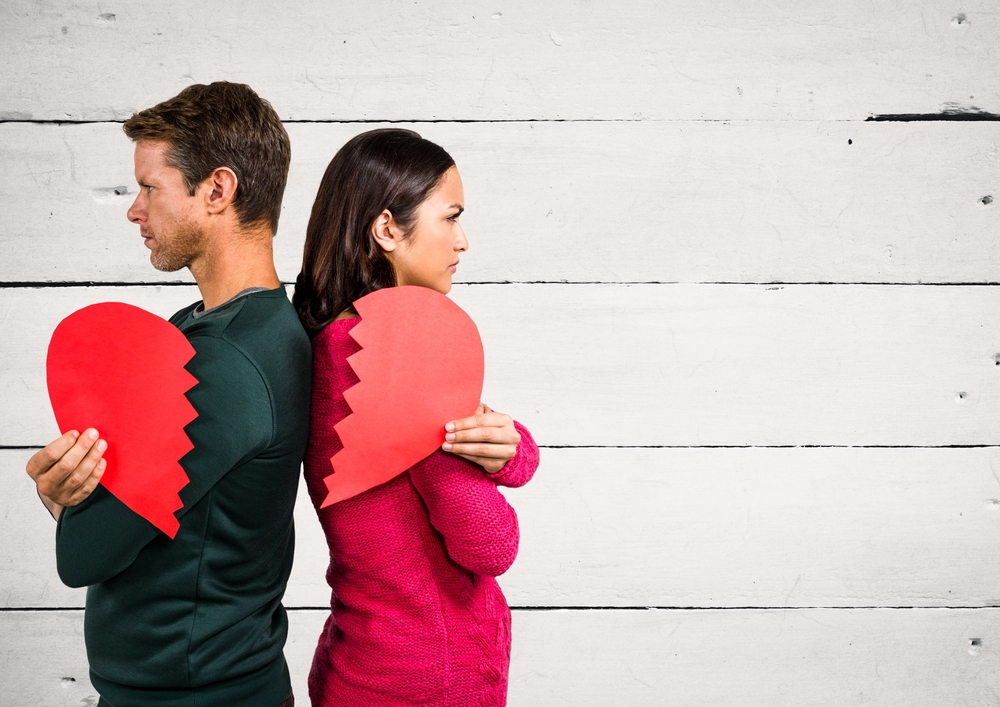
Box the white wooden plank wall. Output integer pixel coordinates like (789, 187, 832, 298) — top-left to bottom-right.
(2, 1, 998, 704)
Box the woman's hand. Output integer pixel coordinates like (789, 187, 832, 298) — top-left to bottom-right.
(442, 404, 521, 473)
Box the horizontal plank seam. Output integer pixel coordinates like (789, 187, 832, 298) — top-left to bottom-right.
(0, 282, 195, 288)
(4, 117, 1000, 126)
(868, 112, 1000, 122)
(6, 118, 655, 126)
(513, 605, 1000, 611)
(6, 444, 1000, 451)
(542, 444, 1000, 449)
(4, 281, 1000, 288)
(4, 605, 999, 613)
(287, 605, 1000, 611)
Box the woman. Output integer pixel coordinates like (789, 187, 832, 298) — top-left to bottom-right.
(294, 129, 539, 707)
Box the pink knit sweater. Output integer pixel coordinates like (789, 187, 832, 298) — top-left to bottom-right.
(303, 317, 539, 707)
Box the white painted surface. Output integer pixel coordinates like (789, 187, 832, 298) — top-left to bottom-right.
(503, 608, 1000, 706)
(4, 608, 997, 706)
(4, 121, 999, 284)
(2, 0, 999, 703)
(2, 0, 998, 121)
(4, 284, 1000, 447)
(1, 612, 94, 707)
(6, 447, 1000, 610)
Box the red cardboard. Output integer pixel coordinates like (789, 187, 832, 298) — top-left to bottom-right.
(46, 303, 198, 537)
(324, 286, 485, 506)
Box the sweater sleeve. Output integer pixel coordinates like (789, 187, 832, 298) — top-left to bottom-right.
(407, 421, 538, 578)
(55, 335, 273, 588)
(487, 421, 539, 489)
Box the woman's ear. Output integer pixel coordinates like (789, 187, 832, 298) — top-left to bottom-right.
(371, 209, 405, 253)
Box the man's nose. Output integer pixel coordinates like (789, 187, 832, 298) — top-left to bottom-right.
(126, 195, 144, 224)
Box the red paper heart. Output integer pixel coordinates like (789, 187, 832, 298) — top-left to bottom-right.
(46, 302, 198, 537)
(324, 286, 485, 506)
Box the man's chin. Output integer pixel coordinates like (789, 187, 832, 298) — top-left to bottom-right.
(149, 256, 187, 273)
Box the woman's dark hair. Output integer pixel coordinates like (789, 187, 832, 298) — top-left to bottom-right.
(294, 128, 456, 335)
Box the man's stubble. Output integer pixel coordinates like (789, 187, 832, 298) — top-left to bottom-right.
(149, 222, 208, 273)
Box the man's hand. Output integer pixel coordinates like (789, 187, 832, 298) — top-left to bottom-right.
(26, 429, 107, 520)
(442, 404, 521, 473)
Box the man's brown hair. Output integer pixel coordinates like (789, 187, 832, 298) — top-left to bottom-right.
(123, 82, 291, 235)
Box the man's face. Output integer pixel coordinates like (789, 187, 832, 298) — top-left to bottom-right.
(127, 140, 207, 272)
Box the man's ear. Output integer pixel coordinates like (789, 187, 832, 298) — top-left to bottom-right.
(371, 209, 405, 253)
(202, 167, 239, 215)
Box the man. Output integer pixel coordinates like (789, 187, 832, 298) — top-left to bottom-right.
(26, 82, 311, 707)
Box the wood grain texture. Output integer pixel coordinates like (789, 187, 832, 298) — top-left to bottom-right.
(0, 449, 86, 609)
(496, 447, 1000, 608)
(1, 1, 998, 121)
(503, 608, 1000, 706)
(3, 121, 999, 284)
(3, 1, 998, 703)
(3, 608, 996, 706)
(6, 447, 999, 609)
(0, 611, 96, 707)
(458, 283, 1000, 447)
(4, 284, 1000, 447)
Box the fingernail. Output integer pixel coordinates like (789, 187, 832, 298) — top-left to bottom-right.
(87, 429, 99, 439)
(442, 442, 452, 451)
(97, 459, 107, 471)
(445, 433, 456, 441)
(445, 422, 455, 432)
(97, 439, 107, 452)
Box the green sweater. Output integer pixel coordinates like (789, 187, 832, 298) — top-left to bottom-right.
(56, 288, 311, 707)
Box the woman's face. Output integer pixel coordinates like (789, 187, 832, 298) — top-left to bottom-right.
(389, 166, 468, 294)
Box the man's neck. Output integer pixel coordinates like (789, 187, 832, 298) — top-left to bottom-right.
(190, 226, 282, 309)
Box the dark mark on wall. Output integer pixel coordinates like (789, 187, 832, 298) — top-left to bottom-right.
(89, 186, 131, 197)
(868, 105, 1000, 121)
